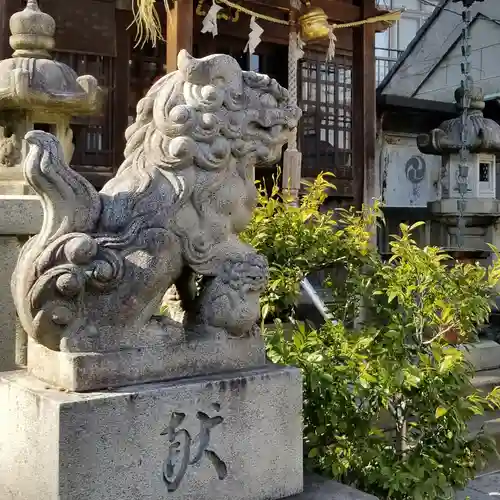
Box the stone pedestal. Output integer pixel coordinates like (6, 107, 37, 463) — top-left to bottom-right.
(27, 329, 267, 392)
(0, 237, 23, 371)
(291, 475, 378, 499)
(429, 198, 500, 252)
(0, 365, 303, 500)
(460, 340, 500, 372)
(0, 195, 41, 371)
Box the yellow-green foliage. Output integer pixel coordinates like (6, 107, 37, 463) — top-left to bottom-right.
(247, 172, 500, 499)
(241, 172, 381, 323)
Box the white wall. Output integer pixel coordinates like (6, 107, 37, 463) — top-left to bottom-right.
(380, 133, 441, 208)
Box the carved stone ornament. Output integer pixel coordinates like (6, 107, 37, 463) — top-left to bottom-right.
(0, 126, 21, 168)
(417, 86, 500, 156)
(0, 0, 101, 115)
(12, 50, 301, 390)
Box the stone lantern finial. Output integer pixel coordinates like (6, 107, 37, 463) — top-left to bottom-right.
(9, 0, 56, 59)
(454, 85, 485, 112)
(417, 84, 500, 155)
(0, 0, 102, 195)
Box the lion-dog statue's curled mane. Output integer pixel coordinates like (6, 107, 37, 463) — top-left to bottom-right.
(12, 50, 301, 353)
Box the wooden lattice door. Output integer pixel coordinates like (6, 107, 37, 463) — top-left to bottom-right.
(298, 52, 354, 206)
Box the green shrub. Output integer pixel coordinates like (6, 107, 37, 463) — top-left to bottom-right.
(241, 172, 379, 323)
(245, 173, 500, 499)
(268, 317, 500, 499)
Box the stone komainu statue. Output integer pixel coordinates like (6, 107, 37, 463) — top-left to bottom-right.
(12, 51, 301, 354)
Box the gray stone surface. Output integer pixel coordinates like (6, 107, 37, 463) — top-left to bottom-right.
(460, 340, 500, 372)
(291, 475, 378, 499)
(457, 471, 500, 499)
(456, 488, 492, 500)
(12, 50, 300, 391)
(0, 237, 23, 371)
(0, 195, 42, 234)
(0, 364, 303, 500)
(0, 195, 41, 371)
(27, 328, 267, 391)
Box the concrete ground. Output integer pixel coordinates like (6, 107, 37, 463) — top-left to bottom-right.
(457, 471, 500, 499)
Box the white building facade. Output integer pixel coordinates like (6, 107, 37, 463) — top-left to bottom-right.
(375, 0, 440, 84)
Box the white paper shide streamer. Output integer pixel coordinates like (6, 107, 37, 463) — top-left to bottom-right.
(326, 25, 337, 62)
(244, 16, 264, 55)
(201, 1, 223, 37)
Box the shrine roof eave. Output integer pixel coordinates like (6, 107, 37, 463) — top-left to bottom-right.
(377, 93, 457, 114)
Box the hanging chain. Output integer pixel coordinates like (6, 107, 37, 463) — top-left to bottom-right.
(456, 3, 473, 249)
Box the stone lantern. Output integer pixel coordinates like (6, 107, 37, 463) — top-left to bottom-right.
(417, 85, 500, 260)
(0, 0, 102, 194)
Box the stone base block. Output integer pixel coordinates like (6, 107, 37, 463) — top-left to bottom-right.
(0, 195, 42, 371)
(291, 475, 378, 499)
(0, 182, 35, 196)
(459, 340, 500, 371)
(0, 365, 302, 500)
(0, 194, 42, 234)
(0, 236, 23, 371)
(27, 331, 266, 391)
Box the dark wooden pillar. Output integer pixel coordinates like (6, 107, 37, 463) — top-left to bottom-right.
(352, 0, 376, 208)
(113, 6, 131, 172)
(0, 0, 21, 59)
(0, 0, 9, 60)
(166, 0, 194, 72)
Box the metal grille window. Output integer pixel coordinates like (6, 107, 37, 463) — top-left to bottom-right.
(299, 54, 353, 199)
(375, 47, 403, 85)
(52, 52, 115, 170)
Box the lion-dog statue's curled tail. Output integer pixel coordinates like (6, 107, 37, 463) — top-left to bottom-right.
(12, 50, 301, 354)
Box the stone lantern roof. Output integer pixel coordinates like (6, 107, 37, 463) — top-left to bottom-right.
(417, 85, 500, 156)
(0, 0, 102, 115)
